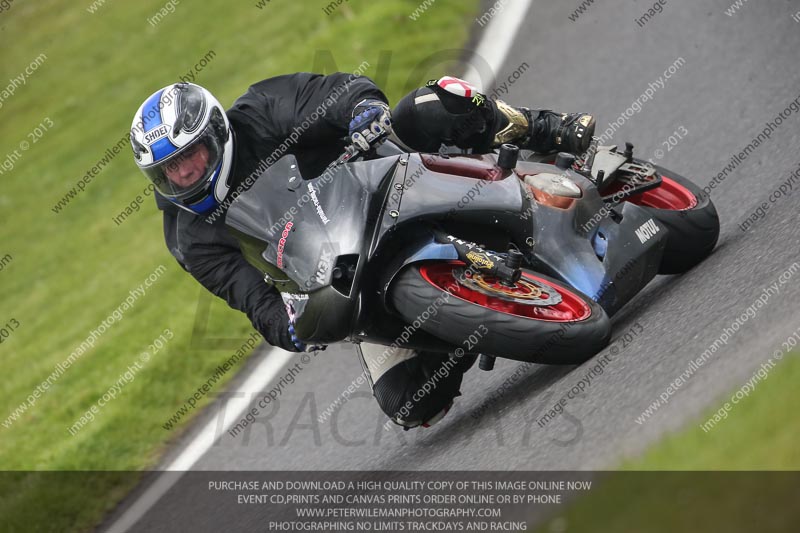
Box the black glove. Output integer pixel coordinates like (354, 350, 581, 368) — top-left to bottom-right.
(285, 301, 327, 353)
(348, 99, 392, 151)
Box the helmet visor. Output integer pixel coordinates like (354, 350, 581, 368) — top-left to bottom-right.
(141, 126, 224, 202)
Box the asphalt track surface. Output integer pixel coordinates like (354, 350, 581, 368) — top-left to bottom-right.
(107, 0, 800, 530)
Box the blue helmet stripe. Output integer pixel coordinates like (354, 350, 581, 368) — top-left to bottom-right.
(151, 137, 180, 160)
(187, 193, 219, 214)
(186, 160, 224, 214)
(141, 89, 165, 132)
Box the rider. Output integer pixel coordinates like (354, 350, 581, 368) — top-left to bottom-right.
(130, 73, 595, 429)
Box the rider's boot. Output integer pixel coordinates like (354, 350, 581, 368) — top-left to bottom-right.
(492, 101, 596, 155)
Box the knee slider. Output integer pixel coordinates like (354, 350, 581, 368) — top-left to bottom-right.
(392, 77, 496, 152)
(372, 352, 472, 428)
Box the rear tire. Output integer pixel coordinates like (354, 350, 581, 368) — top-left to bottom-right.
(390, 262, 611, 364)
(626, 165, 720, 274)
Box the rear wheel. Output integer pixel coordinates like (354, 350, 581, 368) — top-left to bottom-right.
(624, 166, 720, 274)
(390, 261, 611, 364)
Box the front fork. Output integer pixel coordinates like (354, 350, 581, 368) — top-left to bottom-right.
(431, 229, 523, 286)
(430, 230, 526, 373)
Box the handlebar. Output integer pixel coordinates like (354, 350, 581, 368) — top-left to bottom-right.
(324, 143, 363, 172)
(325, 130, 396, 172)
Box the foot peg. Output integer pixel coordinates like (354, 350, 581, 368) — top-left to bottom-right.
(479, 354, 496, 371)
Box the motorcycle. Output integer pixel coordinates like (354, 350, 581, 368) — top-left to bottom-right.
(225, 138, 719, 366)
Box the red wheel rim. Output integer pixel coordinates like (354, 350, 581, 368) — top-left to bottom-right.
(626, 175, 697, 210)
(418, 262, 592, 322)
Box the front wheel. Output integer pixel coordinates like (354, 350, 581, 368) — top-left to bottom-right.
(389, 261, 611, 364)
(624, 165, 720, 274)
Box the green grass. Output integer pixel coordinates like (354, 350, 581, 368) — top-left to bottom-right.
(0, 0, 479, 530)
(535, 352, 800, 533)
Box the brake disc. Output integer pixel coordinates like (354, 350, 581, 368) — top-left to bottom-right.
(453, 267, 563, 306)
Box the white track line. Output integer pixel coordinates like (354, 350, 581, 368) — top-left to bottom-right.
(104, 4, 533, 531)
(462, 0, 534, 90)
(104, 347, 295, 533)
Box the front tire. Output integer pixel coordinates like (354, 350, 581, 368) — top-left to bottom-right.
(390, 261, 611, 364)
